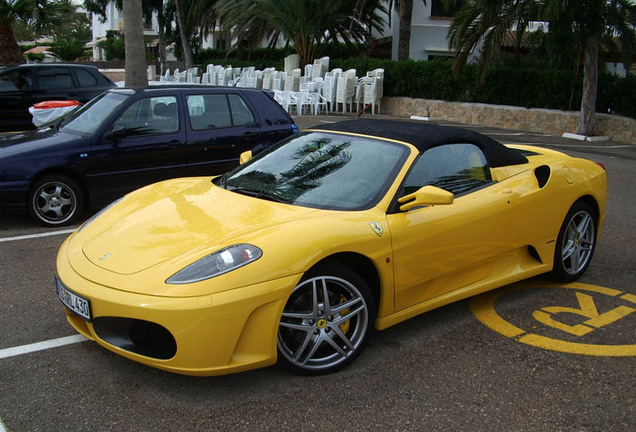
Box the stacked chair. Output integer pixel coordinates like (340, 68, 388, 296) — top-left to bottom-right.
(152, 56, 383, 117)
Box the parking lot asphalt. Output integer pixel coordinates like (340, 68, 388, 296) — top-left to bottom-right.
(1, 113, 635, 432)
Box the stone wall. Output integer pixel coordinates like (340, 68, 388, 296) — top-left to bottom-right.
(382, 97, 636, 145)
(101, 69, 125, 83)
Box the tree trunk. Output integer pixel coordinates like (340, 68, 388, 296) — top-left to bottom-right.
(0, 24, 24, 66)
(577, 34, 599, 136)
(158, 18, 167, 75)
(123, 0, 148, 86)
(398, 0, 414, 61)
(174, 0, 194, 70)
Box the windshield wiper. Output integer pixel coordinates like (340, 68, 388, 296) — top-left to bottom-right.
(227, 186, 292, 204)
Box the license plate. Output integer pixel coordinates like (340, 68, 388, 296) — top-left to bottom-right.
(56, 277, 91, 321)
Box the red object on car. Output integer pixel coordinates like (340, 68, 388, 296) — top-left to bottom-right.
(32, 100, 82, 109)
(29, 100, 82, 127)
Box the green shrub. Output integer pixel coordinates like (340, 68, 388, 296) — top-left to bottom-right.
(97, 30, 125, 61)
(195, 49, 636, 119)
(597, 72, 636, 118)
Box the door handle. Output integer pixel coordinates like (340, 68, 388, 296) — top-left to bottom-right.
(169, 140, 184, 148)
(502, 187, 513, 194)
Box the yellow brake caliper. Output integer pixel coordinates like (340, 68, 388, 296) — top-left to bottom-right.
(339, 294, 350, 334)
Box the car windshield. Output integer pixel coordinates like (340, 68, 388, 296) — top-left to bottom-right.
(223, 131, 409, 211)
(60, 91, 130, 135)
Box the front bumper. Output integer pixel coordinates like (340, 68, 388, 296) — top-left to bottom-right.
(57, 242, 300, 376)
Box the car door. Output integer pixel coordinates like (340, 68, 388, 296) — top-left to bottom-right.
(0, 67, 36, 130)
(87, 93, 190, 204)
(387, 143, 518, 311)
(184, 90, 262, 176)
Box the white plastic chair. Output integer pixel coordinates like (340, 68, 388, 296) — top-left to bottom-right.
(295, 91, 313, 115)
(363, 77, 382, 115)
(309, 92, 328, 115)
(274, 90, 297, 113)
(159, 68, 171, 83)
(322, 76, 337, 112)
(284, 74, 299, 92)
(147, 65, 157, 81)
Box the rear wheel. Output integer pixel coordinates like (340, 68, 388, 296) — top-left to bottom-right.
(28, 175, 84, 226)
(551, 201, 597, 282)
(277, 262, 375, 375)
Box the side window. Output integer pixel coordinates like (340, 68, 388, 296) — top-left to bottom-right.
(228, 94, 254, 126)
(74, 69, 98, 88)
(401, 143, 492, 196)
(37, 68, 74, 90)
(114, 95, 179, 136)
(187, 94, 231, 130)
(0, 69, 33, 91)
(187, 93, 253, 130)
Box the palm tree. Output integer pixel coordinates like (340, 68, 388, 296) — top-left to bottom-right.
(448, 0, 636, 136)
(397, 0, 414, 61)
(173, 0, 194, 69)
(387, 0, 429, 61)
(0, 0, 75, 66)
(123, 0, 148, 86)
(212, 0, 387, 66)
(215, 0, 278, 58)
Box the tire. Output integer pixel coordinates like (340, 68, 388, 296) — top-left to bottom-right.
(28, 175, 84, 227)
(277, 262, 376, 375)
(550, 201, 597, 282)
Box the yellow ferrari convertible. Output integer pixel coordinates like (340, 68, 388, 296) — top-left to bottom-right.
(56, 119, 607, 376)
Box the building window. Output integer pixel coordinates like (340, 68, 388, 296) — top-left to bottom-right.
(431, 0, 464, 18)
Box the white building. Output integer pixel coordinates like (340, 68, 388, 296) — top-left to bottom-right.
(89, 2, 161, 61)
(390, 1, 471, 61)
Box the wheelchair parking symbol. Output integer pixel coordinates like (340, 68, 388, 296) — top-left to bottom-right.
(471, 281, 636, 356)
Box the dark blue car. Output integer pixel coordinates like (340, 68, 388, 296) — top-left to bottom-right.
(0, 63, 117, 132)
(0, 86, 298, 226)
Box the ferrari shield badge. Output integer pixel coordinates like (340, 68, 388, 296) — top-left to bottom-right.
(369, 221, 383, 237)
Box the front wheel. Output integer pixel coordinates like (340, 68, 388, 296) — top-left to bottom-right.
(277, 262, 376, 375)
(28, 175, 84, 227)
(550, 201, 597, 282)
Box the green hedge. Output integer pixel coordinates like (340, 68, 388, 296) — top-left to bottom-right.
(195, 51, 635, 119)
(331, 58, 635, 119)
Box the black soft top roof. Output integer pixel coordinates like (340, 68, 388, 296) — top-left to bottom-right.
(310, 119, 528, 167)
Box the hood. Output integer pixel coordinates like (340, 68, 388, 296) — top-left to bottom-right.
(0, 127, 78, 155)
(73, 177, 319, 275)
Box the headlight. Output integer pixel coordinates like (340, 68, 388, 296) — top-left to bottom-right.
(166, 244, 262, 284)
(77, 197, 123, 233)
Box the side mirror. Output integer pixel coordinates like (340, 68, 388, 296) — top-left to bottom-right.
(398, 185, 454, 212)
(104, 125, 127, 141)
(239, 150, 253, 164)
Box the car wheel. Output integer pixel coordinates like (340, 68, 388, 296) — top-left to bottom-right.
(28, 175, 84, 227)
(551, 201, 597, 282)
(277, 262, 376, 375)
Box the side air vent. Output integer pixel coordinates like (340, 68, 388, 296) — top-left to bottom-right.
(534, 165, 551, 188)
(527, 246, 543, 263)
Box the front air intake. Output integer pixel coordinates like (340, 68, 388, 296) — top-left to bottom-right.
(93, 317, 177, 360)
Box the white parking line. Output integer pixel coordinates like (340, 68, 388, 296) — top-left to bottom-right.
(0, 229, 75, 243)
(0, 417, 7, 432)
(0, 335, 87, 360)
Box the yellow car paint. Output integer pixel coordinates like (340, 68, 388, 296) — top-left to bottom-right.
(56, 129, 607, 375)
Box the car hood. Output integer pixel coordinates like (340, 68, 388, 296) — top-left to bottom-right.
(0, 127, 77, 154)
(73, 177, 320, 276)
